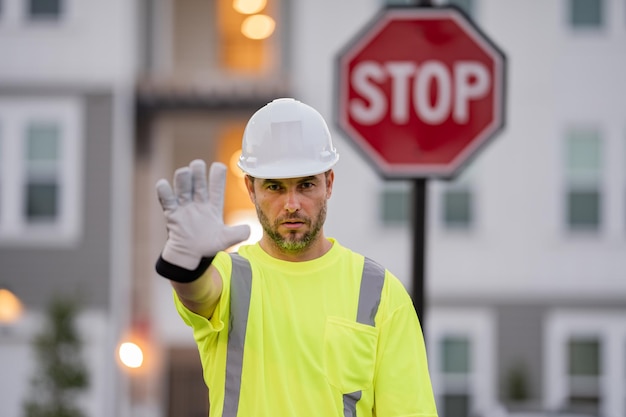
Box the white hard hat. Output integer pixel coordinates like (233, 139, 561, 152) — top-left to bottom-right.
(237, 98, 339, 179)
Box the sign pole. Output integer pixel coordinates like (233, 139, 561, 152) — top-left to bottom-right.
(411, 178, 427, 331)
(412, 0, 429, 325)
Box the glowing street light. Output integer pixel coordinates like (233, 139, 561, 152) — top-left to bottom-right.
(118, 342, 144, 369)
(0, 288, 23, 325)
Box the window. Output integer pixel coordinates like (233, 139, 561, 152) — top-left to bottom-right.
(380, 183, 411, 225)
(442, 336, 471, 373)
(171, 0, 283, 79)
(569, 0, 603, 28)
(217, 0, 275, 72)
(443, 188, 472, 226)
(565, 128, 602, 231)
(28, 0, 62, 20)
(441, 168, 474, 230)
(568, 338, 601, 414)
(440, 336, 471, 417)
(25, 123, 60, 222)
(0, 98, 82, 246)
(429, 309, 496, 417)
(545, 311, 626, 417)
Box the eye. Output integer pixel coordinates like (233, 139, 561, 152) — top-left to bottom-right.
(299, 182, 315, 189)
(266, 183, 282, 191)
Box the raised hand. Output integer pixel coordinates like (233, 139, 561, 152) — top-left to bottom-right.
(156, 160, 251, 270)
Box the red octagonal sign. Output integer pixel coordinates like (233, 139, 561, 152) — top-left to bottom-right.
(336, 7, 506, 179)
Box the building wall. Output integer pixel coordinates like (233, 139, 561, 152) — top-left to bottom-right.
(0, 1, 137, 416)
(0, 91, 113, 308)
(0, 0, 137, 84)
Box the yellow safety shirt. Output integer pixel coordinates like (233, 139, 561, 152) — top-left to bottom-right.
(174, 238, 438, 417)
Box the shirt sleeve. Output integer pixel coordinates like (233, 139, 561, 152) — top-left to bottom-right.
(373, 277, 439, 417)
(173, 290, 225, 341)
(172, 251, 233, 344)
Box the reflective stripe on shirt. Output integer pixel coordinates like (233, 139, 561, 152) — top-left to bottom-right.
(224, 254, 385, 417)
(343, 257, 385, 417)
(223, 254, 253, 417)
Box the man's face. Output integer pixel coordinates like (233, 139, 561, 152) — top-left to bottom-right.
(245, 171, 334, 255)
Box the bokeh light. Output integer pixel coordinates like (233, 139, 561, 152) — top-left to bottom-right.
(233, 0, 267, 15)
(118, 342, 144, 369)
(241, 14, 275, 40)
(0, 288, 23, 324)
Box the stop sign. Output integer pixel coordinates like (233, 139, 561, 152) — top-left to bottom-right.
(336, 6, 506, 179)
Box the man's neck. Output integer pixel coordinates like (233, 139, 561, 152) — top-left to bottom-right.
(259, 235, 332, 262)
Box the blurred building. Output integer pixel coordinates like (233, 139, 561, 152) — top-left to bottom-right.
(423, 2, 626, 417)
(0, 1, 137, 417)
(1, 1, 625, 417)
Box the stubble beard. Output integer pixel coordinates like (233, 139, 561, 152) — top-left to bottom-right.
(256, 202, 327, 254)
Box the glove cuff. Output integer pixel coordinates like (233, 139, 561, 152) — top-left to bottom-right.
(155, 255, 214, 283)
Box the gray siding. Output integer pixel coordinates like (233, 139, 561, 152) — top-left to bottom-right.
(0, 92, 113, 310)
(434, 297, 626, 407)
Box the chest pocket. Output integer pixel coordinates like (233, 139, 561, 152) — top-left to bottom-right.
(323, 316, 379, 393)
(323, 258, 386, 395)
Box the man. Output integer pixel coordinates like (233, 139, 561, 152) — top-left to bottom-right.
(155, 98, 438, 417)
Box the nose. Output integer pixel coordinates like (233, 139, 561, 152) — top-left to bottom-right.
(284, 189, 301, 213)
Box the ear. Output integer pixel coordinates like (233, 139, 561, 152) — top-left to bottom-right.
(325, 170, 335, 199)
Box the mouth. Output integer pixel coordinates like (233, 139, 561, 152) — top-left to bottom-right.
(281, 220, 305, 230)
(280, 216, 307, 230)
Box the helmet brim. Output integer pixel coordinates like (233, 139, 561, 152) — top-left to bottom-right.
(239, 156, 339, 179)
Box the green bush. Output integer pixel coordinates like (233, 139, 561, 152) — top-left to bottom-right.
(23, 296, 89, 417)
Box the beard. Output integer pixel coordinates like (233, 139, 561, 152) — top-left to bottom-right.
(256, 202, 327, 254)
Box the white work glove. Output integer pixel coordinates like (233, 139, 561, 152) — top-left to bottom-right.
(155, 160, 250, 274)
